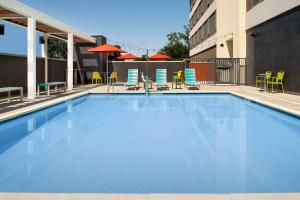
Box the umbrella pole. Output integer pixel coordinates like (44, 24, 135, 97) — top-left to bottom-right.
(106, 52, 109, 85)
(146, 49, 149, 95)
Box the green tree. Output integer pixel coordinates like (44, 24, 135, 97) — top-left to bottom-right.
(139, 54, 147, 61)
(48, 37, 67, 59)
(159, 25, 190, 60)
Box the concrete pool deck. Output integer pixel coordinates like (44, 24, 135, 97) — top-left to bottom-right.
(0, 193, 300, 200)
(0, 84, 300, 200)
(0, 84, 97, 115)
(1, 84, 299, 122)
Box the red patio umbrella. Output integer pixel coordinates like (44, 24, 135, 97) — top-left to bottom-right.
(149, 53, 171, 61)
(117, 53, 140, 60)
(87, 44, 126, 84)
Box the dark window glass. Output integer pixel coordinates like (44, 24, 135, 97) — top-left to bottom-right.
(247, 0, 264, 11)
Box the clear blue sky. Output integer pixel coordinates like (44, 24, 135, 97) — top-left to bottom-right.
(0, 0, 189, 56)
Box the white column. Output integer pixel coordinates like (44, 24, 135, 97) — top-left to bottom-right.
(67, 33, 73, 91)
(27, 18, 36, 100)
(41, 42, 45, 57)
(41, 33, 48, 83)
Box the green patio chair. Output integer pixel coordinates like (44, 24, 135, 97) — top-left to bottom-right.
(124, 69, 139, 90)
(185, 68, 200, 90)
(155, 69, 169, 90)
(269, 71, 285, 93)
(256, 71, 272, 91)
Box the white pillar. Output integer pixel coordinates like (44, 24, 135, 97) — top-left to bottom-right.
(27, 18, 36, 100)
(67, 33, 73, 91)
(41, 33, 48, 83)
(41, 44, 45, 57)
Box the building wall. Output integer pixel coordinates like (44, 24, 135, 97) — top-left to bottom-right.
(189, 0, 217, 57)
(74, 35, 106, 73)
(246, 0, 300, 29)
(190, 46, 216, 59)
(246, 6, 300, 93)
(189, 0, 246, 59)
(216, 0, 246, 58)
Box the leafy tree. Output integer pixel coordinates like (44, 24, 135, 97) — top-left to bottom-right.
(139, 54, 147, 61)
(159, 25, 190, 60)
(48, 37, 67, 59)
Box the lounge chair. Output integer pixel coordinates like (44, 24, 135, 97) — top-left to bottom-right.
(269, 71, 285, 93)
(155, 69, 169, 90)
(125, 69, 139, 90)
(141, 72, 153, 89)
(185, 68, 200, 90)
(92, 71, 102, 84)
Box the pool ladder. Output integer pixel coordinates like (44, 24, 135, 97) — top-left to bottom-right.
(106, 79, 115, 98)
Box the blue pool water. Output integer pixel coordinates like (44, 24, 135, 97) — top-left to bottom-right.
(0, 94, 300, 193)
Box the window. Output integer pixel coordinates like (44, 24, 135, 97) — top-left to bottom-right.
(190, 0, 215, 30)
(201, 0, 205, 15)
(190, 0, 196, 10)
(207, 19, 211, 35)
(199, 27, 203, 42)
(209, 12, 216, 35)
(196, 7, 200, 20)
(191, 36, 194, 47)
(207, 0, 211, 8)
(203, 22, 207, 40)
(246, 0, 264, 11)
(214, 12, 216, 32)
(192, 35, 196, 47)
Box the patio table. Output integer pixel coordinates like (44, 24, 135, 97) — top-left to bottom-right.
(172, 72, 182, 89)
(257, 73, 266, 91)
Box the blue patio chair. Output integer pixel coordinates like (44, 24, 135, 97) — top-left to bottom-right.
(185, 68, 200, 90)
(155, 69, 169, 90)
(124, 69, 139, 90)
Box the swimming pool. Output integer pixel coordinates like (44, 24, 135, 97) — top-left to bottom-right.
(0, 94, 299, 193)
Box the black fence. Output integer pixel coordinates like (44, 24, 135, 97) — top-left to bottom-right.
(0, 53, 69, 93)
(189, 58, 246, 85)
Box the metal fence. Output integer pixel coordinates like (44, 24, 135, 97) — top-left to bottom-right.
(188, 58, 246, 85)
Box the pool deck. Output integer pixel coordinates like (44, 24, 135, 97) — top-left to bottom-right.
(0, 193, 300, 200)
(0, 84, 300, 200)
(0, 84, 97, 116)
(2, 84, 299, 122)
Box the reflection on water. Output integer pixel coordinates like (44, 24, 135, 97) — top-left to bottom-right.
(0, 97, 86, 155)
(0, 94, 299, 193)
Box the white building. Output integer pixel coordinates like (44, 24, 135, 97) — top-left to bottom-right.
(189, 0, 246, 59)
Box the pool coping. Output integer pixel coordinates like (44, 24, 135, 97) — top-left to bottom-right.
(0, 88, 300, 199)
(0, 88, 299, 122)
(0, 193, 300, 200)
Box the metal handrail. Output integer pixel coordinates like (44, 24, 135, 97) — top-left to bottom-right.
(106, 77, 114, 95)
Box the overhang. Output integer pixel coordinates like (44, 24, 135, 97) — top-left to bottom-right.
(0, 0, 96, 43)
